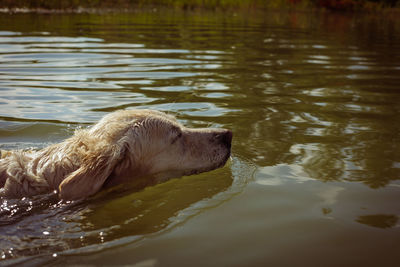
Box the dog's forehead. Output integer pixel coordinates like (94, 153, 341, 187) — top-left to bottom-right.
(146, 110, 177, 122)
(118, 109, 180, 126)
(107, 109, 170, 120)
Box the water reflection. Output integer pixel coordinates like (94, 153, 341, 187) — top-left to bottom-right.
(0, 10, 400, 264)
(0, 156, 253, 262)
(0, 30, 231, 123)
(356, 214, 399, 229)
(229, 16, 400, 188)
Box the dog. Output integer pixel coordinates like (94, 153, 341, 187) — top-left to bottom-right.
(0, 109, 232, 200)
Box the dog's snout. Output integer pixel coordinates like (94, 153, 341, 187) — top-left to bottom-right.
(214, 130, 232, 148)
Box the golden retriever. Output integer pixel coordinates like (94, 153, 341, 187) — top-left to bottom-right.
(0, 110, 232, 200)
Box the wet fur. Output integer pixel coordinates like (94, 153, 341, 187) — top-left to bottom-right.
(0, 110, 232, 200)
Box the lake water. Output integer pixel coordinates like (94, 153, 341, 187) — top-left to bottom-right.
(1, 10, 400, 266)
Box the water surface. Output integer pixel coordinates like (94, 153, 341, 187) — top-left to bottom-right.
(1, 11, 400, 266)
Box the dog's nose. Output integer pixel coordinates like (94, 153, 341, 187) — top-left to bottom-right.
(215, 129, 232, 148)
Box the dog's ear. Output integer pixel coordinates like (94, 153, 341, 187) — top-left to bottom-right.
(0, 157, 8, 188)
(58, 123, 140, 200)
(58, 144, 124, 200)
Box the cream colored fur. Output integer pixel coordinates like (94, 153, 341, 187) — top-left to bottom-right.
(0, 110, 232, 200)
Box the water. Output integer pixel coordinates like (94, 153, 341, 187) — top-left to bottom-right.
(1, 10, 400, 266)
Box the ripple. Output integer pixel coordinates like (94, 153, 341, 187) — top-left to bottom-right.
(141, 85, 192, 92)
(0, 155, 254, 263)
(147, 102, 233, 117)
(0, 36, 103, 43)
(0, 32, 230, 123)
(200, 92, 232, 98)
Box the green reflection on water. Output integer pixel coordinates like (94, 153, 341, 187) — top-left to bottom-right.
(356, 214, 399, 229)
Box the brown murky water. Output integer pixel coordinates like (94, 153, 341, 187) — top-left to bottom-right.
(0, 10, 400, 266)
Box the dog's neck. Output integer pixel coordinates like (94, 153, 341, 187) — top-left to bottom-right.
(31, 143, 82, 191)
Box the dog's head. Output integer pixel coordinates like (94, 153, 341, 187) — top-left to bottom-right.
(59, 109, 232, 200)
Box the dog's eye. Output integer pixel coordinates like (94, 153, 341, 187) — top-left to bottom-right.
(171, 131, 182, 144)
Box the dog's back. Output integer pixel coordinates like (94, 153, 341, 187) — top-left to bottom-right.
(1, 149, 13, 188)
(0, 150, 49, 198)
